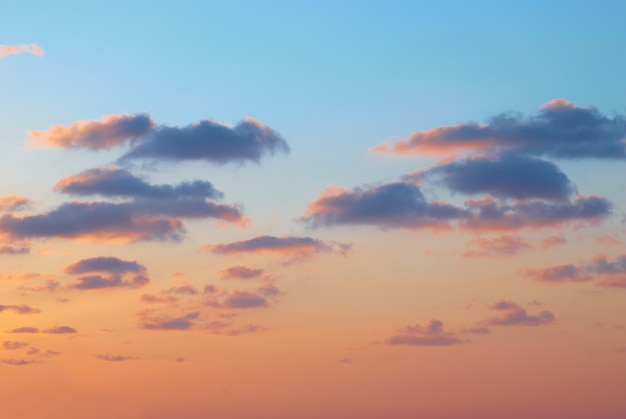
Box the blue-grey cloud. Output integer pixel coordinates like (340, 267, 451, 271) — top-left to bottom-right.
(55, 167, 223, 200)
(384, 320, 467, 346)
(485, 300, 555, 326)
(0, 304, 41, 314)
(526, 254, 626, 287)
(141, 312, 201, 331)
(375, 99, 626, 159)
(65, 256, 149, 290)
(95, 354, 140, 361)
(410, 154, 577, 201)
(203, 235, 351, 257)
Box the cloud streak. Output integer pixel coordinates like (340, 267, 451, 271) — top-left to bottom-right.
(384, 320, 467, 346)
(203, 235, 350, 258)
(0, 43, 44, 58)
(485, 300, 555, 326)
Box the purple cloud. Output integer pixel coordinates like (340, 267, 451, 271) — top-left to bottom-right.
(486, 300, 555, 326)
(384, 320, 467, 346)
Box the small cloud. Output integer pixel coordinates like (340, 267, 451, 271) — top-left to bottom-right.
(1, 358, 39, 366)
(175, 357, 187, 362)
(384, 320, 467, 346)
(0, 43, 44, 58)
(218, 265, 265, 280)
(0, 304, 41, 314)
(42, 326, 77, 334)
(541, 235, 567, 249)
(2, 341, 29, 350)
(485, 300, 555, 326)
(338, 357, 355, 364)
(463, 235, 531, 258)
(6, 327, 39, 334)
(94, 354, 140, 362)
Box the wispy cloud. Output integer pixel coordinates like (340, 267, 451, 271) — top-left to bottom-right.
(0, 304, 41, 314)
(203, 235, 351, 259)
(0, 43, 44, 58)
(384, 320, 467, 346)
(485, 300, 555, 326)
(463, 235, 531, 258)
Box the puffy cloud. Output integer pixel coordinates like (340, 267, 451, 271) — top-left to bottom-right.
(220, 291, 268, 309)
(119, 117, 289, 164)
(203, 235, 351, 258)
(29, 114, 289, 165)
(0, 304, 41, 314)
(28, 114, 155, 150)
(63, 256, 149, 290)
(485, 300, 555, 326)
(54, 167, 223, 200)
(0, 201, 185, 242)
(218, 266, 265, 280)
(527, 254, 626, 287)
(0, 195, 31, 211)
(373, 99, 626, 159)
(0, 43, 44, 58)
(463, 235, 531, 258)
(95, 354, 140, 362)
(384, 320, 467, 346)
(300, 182, 467, 229)
(410, 155, 577, 201)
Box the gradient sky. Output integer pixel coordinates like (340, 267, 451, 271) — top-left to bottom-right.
(2, 2, 626, 418)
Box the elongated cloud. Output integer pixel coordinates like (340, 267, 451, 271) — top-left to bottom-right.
(1, 358, 39, 366)
(64, 256, 149, 290)
(463, 235, 531, 258)
(462, 195, 611, 230)
(374, 99, 626, 159)
(29, 114, 289, 165)
(410, 155, 577, 201)
(302, 180, 609, 231)
(300, 182, 468, 229)
(0, 43, 44, 58)
(95, 354, 140, 362)
(0, 304, 41, 314)
(218, 266, 265, 280)
(526, 254, 626, 287)
(0, 201, 185, 242)
(384, 320, 466, 346)
(485, 300, 555, 326)
(3, 341, 29, 350)
(203, 235, 350, 257)
(55, 167, 223, 200)
(141, 312, 201, 331)
(6, 325, 77, 334)
(28, 114, 155, 150)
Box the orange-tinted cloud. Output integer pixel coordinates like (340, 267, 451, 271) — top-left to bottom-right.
(541, 234, 567, 248)
(463, 235, 531, 258)
(526, 254, 626, 288)
(384, 320, 467, 346)
(0, 43, 44, 58)
(64, 256, 149, 290)
(0, 195, 31, 212)
(0, 304, 41, 314)
(94, 354, 140, 362)
(372, 100, 626, 159)
(6, 325, 77, 334)
(485, 300, 555, 326)
(218, 265, 265, 280)
(203, 235, 351, 258)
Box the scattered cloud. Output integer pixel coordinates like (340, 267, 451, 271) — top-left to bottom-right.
(140, 311, 202, 331)
(0, 43, 44, 58)
(541, 235, 567, 248)
(463, 235, 531, 258)
(1, 358, 39, 366)
(140, 294, 178, 304)
(2, 341, 29, 350)
(6, 325, 77, 334)
(64, 256, 149, 290)
(384, 320, 467, 346)
(0, 195, 31, 211)
(526, 254, 626, 287)
(485, 300, 555, 326)
(373, 99, 626, 159)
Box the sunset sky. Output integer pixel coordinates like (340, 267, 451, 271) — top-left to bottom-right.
(2, 1, 626, 418)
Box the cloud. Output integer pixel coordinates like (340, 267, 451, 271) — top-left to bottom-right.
(0, 304, 41, 314)
(384, 320, 467, 346)
(64, 256, 149, 290)
(0, 201, 185, 242)
(485, 300, 555, 326)
(541, 235, 567, 248)
(95, 354, 140, 362)
(54, 167, 223, 200)
(1, 358, 39, 366)
(220, 291, 269, 309)
(28, 114, 155, 150)
(119, 117, 289, 164)
(463, 235, 531, 258)
(42, 326, 77, 334)
(0, 245, 30, 255)
(203, 235, 351, 258)
(140, 294, 178, 304)
(373, 99, 626, 159)
(0, 195, 31, 211)
(300, 182, 467, 229)
(203, 321, 264, 336)
(6, 325, 77, 334)
(5, 327, 39, 333)
(301, 180, 609, 231)
(0, 43, 44, 58)
(2, 341, 29, 350)
(410, 155, 577, 201)
(29, 114, 289, 165)
(141, 312, 201, 331)
(218, 266, 265, 280)
(462, 195, 611, 231)
(527, 254, 626, 288)
(164, 285, 199, 295)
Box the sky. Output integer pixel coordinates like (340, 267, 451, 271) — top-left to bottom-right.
(2, 1, 626, 418)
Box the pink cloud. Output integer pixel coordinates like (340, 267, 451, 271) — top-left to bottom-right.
(384, 320, 467, 346)
(485, 300, 555, 326)
(0, 43, 44, 58)
(463, 235, 531, 258)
